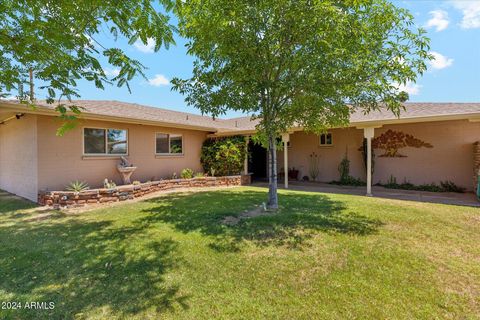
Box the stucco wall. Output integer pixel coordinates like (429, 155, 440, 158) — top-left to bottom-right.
(277, 127, 365, 182)
(278, 120, 480, 191)
(37, 116, 208, 191)
(0, 114, 38, 201)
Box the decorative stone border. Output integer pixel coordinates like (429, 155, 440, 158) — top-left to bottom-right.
(38, 175, 251, 208)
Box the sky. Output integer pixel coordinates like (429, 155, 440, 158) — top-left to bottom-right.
(23, 0, 480, 118)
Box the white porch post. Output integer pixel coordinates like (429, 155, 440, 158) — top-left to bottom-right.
(281, 133, 290, 189)
(244, 136, 249, 175)
(364, 127, 375, 196)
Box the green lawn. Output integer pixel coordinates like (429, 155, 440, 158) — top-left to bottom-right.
(0, 187, 479, 319)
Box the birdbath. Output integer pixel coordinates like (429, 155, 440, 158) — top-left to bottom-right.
(117, 156, 137, 185)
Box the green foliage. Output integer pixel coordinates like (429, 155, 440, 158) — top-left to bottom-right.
(132, 181, 141, 185)
(329, 177, 366, 187)
(308, 152, 320, 181)
(181, 168, 194, 179)
(0, 0, 176, 133)
(360, 138, 375, 175)
(103, 179, 116, 189)
(439, 181, 466, 193)
(378, 177, 465, 193)
(2, 188, 478, 319)
(173, 0, 431, 207)
(65, 181, 90, 192)
(331, 150, 365, 186)
(200, 136, 246, 176)
(338, 152, 350, 183)
(194, 172, 205, 178)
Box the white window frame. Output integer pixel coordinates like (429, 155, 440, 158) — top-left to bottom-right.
(319, 132, 333, 146)
(83, 127, 129, 156)
(155, 132, 184, 156)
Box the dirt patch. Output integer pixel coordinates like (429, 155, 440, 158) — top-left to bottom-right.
(222, 205, 274, 226)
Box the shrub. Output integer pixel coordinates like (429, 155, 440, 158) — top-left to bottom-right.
(200, 136, 246, 176)
(181, 168, 194, 179)
(171, 172, 178, 179)
(132, 180, 141, 185)
(359, 138, 375, 175)
(103, 179, 116, 189)
(338, 153, 350, 183)
(378, 176, 465, 193)
(194, 172, 205, 178)
(440, 180, 465, 193)
(329, 176, 366, 187)
(66, 181, 89, 192)
(309, 152, 320, 181)
(329, 151, 365, 186)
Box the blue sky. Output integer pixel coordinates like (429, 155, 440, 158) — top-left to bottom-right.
(31, 0, 480, 118)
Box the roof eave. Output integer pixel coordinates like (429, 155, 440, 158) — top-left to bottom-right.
(0, 102, 220, 132)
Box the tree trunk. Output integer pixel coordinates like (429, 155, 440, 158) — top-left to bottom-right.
(267, 133, 278, 209)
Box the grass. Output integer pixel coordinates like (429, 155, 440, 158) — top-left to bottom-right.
(0, 187, 479, 319)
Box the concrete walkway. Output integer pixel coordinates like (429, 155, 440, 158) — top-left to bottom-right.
(252, 181, 480, 207)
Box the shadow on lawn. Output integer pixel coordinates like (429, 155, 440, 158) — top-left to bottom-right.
(139, 189, 383, 251)
(0, 190, 37, 214)
(0, 218, 188, 319)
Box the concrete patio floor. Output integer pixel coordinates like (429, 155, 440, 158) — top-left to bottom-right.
(252, 181, 480, 207)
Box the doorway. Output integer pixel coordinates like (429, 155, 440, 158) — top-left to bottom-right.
(248, 140, 267, 181)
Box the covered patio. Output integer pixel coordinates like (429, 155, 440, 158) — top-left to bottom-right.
(252, 180, 480, 207)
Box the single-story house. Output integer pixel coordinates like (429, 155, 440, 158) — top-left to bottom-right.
(1, 100, 479, 202)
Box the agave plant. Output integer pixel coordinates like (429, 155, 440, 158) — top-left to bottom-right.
(66, 181, 90, 192)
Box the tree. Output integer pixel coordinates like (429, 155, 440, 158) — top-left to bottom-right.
(0, 0, 175, 132)
(172, 0, 431, 209)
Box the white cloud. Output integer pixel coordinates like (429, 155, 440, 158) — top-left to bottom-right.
(429, 51, 454, 70)
(451, 0, 480, 29)
(425, 10, 450, 31)
(147, 74, 170, 87)
(396, 82, 422, 96)
(104, 68, 120, 77)
(134, 38, 156, 53)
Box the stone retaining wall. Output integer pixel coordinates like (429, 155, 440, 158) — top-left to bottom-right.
(474, 142, 480, 194)
(39, 175, 251, 208)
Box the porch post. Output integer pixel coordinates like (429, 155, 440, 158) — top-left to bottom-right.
(281, 133, 290, 189)
(364, 127, 375, 196)
(244, 136, 249, 175)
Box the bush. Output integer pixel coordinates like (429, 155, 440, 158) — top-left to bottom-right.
(329, 151, 365, 186)
(200, 136, 246, 176)
(378, 176, 465, 193)
(66, 181, 89, 192)
(440, 180, 466, 193)
(181, 168, 194, 179)
(194, 172, 205, 178)
(103, 179, 116, 189)
(329, 176, 366, 187)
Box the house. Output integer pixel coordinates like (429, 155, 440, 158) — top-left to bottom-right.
(1, 100, 479, 202)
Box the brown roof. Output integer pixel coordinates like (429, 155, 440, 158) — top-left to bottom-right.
(1, 100, 479, 133)
(350, 102, 480, 123)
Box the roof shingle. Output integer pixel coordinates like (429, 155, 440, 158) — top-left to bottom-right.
(1, 100, 479, 132)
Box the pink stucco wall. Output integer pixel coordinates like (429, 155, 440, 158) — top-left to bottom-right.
(0, 114, 38, 201)
(36, 115, 208, 191)
(278, 120, 480, 191)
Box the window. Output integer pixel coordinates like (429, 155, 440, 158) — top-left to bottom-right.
(319, 133, 333, 146)
(84, 128, 127, 155)
(156, 133, 183, 155)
